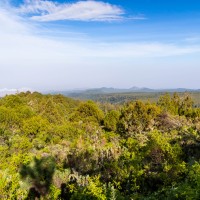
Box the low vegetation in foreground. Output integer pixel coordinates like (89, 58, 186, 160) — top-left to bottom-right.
(1, 92, 200, 199)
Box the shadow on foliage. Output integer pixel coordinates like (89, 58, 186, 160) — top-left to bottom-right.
(20, 156, 56, 199)
(59, 183, 72, 200)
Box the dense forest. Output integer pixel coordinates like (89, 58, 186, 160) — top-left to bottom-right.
(65, 91, 200, 106)
(1, 92, 200, 199)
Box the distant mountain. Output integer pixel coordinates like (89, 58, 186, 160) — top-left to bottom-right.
(49, 87, 199, 97)
(157, 88, 198, 93)
(128, 87, 155, 92)
(81, 86, 200, 94)
(67, 87, 155, 94)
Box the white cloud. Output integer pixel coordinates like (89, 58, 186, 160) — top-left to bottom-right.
(0, 7, 28, 34)
(0, 88, 32, 97)
(17, 0, 125, 22)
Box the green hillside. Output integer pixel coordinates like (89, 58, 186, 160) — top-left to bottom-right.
(1, 92, 200, 199)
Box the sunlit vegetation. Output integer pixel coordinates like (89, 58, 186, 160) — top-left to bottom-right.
(0, 92, 200, 199)
(68, 91, 200, 106)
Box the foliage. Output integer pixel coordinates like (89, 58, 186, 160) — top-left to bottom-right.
(104, 110, 120, 132)
(70, 100, 104, 124)
(118, 101, 160, 137)
(20, 156, 56, 197)
(0, 92, 200, 199)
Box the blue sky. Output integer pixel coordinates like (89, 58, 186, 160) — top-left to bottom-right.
(0, 0, 200, 91)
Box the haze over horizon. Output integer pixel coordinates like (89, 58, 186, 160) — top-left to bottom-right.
(1, 0, 200, 90)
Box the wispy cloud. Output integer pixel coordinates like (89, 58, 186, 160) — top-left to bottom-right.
(17, 0, 126, 22)
(1, 5, 200, 61)
(184, 37, 200, 43)
(88, 42, 200, 58)
(1, 2, 200, 90)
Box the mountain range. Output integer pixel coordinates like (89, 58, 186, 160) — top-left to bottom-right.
(50, 87, 200, 97)
(1, 87, 200, 98)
